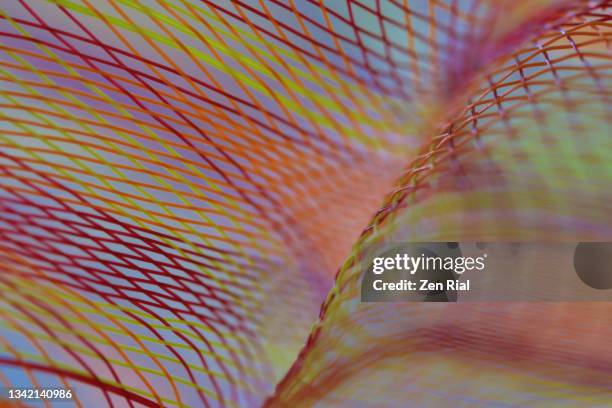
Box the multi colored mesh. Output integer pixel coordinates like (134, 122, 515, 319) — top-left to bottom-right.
(270, 3, 612, 406)
(0, 0, 610, 407)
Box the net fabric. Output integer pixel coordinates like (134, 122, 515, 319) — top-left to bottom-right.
(0, 0, 609, 407)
